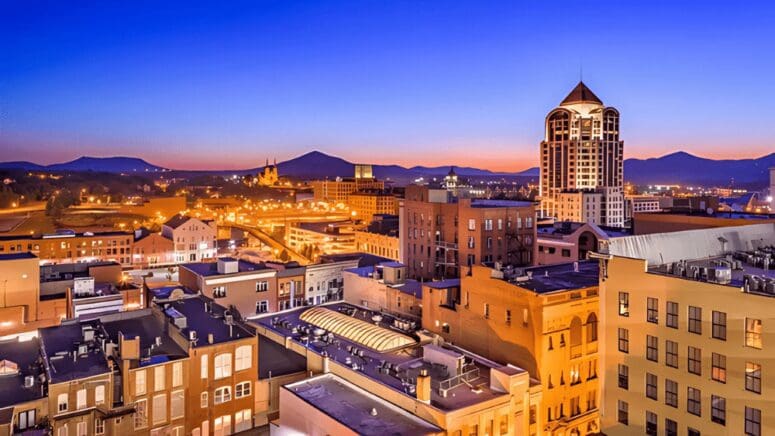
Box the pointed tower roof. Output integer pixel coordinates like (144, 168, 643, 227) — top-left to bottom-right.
(560, 81, 603, 106)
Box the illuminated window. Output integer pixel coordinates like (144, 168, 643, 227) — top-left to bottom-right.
(154, 366, 165, 392)
(136, 369, 146, 395)
(214, 353, 232, 379)
(745, 318, 762, 349)
(57, 393, 68, 412)
(746, 362, 761, 394)
(152, 394, 167, 425)
(712, 353, 726, 383)
(647, 297, 658, 323)
(200, 354, 208, 379)
(235, 346, 251, 371)
(618, 292, 629, 316)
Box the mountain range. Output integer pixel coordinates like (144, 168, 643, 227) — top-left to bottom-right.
(0, 150, 772, 187)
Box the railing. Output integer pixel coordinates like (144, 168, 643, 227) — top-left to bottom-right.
(439, 366, 480, 391)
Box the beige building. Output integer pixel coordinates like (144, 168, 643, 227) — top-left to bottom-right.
(161, 215, 217, 263)
(422, 262, 601, 435)
(311, 178, 384, 203)
(535, 222, 610, 265)
(286, 221, 357, 258)
(540, 82, 624, 227)
(343, 261, 422, 319)
(354, 229, 400, 261)
(599, 223, 775, 435)
(347, 190, 398, 222)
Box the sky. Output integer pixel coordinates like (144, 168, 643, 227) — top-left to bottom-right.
(1, 1, 773, 172)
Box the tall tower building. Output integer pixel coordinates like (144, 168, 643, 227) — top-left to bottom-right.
(540, 82, 624, 227)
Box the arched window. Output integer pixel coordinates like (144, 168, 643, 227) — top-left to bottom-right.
(570, 316, 583, 347)
(235, 345, 252, 371)
(547, 110, 571, 141)
(214, 353, 232, 379)
(586, 313, 598, 342)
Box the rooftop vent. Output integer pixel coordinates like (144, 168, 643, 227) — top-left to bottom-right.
(217, 258, 239, 275)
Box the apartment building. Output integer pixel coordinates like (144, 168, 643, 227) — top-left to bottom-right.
(161, 215, 217, 263)
(403, 184, 536, 280)
(599, 223, 775, 435)
(179, 257, 278, 317)
(0, 336, 48, 434)
(304, 253, 390, 305)
(353, 214, 400, 261)
(422, 261, 601, 435)
(158, 296, 258, 436)
(252, 302, 543, 435)
(539, 82, 624, 228)
(624, 194, 663, 222)
(0, 230, 134, 266)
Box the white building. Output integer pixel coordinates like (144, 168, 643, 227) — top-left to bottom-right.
(161, 215, 217, 263)
(540, 82, 625, 227)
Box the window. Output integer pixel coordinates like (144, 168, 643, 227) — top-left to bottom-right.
(200, 354, 208, 379)
(688, 306, 702, 334)
(505, 309, 511, 325)
(666, 301, 678, 328)
(153, 394, 167, 425)
(95, 418, 105, 435)
(215, 415, 231, 436)
(235, 345, 252, 371)
(468, 219, 476, 230)
(154, 366, 166, 391)
(77, 422, 86, 436)
(484, 219, 493, 231)
(256, 281, 269, 292)
(665, 340, 678, 368)
(586, 313, 598, 342)
(711, 353, 726, 383)
(134, 399, 148, 429)
(745, 318, 762, 349)
(712, 310, 726, 340)
(687, 387, 701, 416)
(77, 388, 86, 409)
(200, 392, 208, 408)
(617, 364, 628, 389)
(665, 419, 677, 436)
(58, 393, 68, 412)
(646, 411, 657, 436)
(618, 292, 629, 316)
(745, 406, 761, 436)
(646, 373, 657, 400)
(58, 426, 68, 436)
(171, 390, 184, 419)
(745, 362, 761, 394)
(18, 409, 36, 430)
(214, 353, 232, 379)
(617, 328, 629, 353)
(236, 381, 251, 398)
(213, 286, 226, 298)
(665, 379, 678, 407)
(256, 300, 269, 313)
(688, 346, 701, 375)
(711, 395, 726, 425)
(214, 386, 232, 404)
(646, 335, 658, 362)
(172, 361, 182, 387)
(136, 369, 146, 395)
(92, 385, 105, 405)
(617, 400, 628, 425)
(484, 303, 490, 319)
(647, 297, 658, 323)
(235, 409, 252, 433)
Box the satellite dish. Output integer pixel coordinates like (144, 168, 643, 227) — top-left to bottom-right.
(706, 207, 714, 215)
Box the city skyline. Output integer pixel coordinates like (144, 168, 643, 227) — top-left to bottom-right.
(3, 1, 774, 171)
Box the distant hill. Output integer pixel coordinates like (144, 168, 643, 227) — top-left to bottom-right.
(0, 156, 167, 173)
(624, 151, 775, 186)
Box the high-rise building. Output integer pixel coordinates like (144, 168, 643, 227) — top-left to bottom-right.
(599, 223, 775, 435)
(540, 82, 624, 227)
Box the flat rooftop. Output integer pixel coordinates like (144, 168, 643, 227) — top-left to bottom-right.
(158, 295, 255, 347)
(252, 302, 524, 411)
(0, 337, 46, 409)
(504, 260, 600, 293)
(470, 199, 533, 208)
(101, 310, 188, 368)
(40, 320, 111, 384)
(285, 373, 442, 436)
(181, 259, 272, 277)
(648, 252, 775, 293)
(319, 252, 392, 267)
(0, 252, 37, 261)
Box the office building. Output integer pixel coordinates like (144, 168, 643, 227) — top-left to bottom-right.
(346, 189, 398, 222)
(540, 82, 624, 227)
(599, 223, 775, 435)
(0, 230, 134, 267)
(354, 214, 400, 261)
(422, 261, 601, 435)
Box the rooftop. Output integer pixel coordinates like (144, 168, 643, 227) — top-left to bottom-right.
(500, 260, 600, 293)
(648, 254, 775, 293)
(163, 214, 194, 229)
(319, 252, 393, 267)
(158, 295, 255, 348)
(100, 309, 188, 368)
(40, 320, 111, 384)
(284, 373, 442, 436)
(0, 252, 37, 261)
(559, 81, 603, 106)
(252, 302, 525, 411)
(0, 337, 46, 409)
(180, 259, 272, 277)
(469, 199, 534, 209)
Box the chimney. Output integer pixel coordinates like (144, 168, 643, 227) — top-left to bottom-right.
(416, 369, 431, 403)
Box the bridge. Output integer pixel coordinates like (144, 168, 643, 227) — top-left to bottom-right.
(224, 222, 311, 265)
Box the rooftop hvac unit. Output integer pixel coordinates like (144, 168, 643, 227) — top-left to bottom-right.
(24, 375, 34, 388)
(189, 330, 197, 341)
